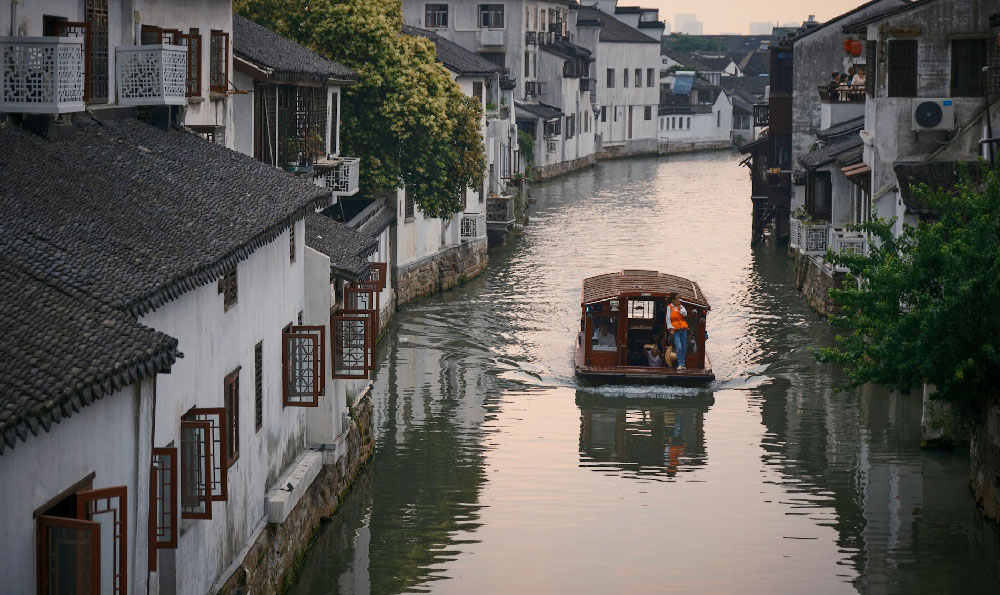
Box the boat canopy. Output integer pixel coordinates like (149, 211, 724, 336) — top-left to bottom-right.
(581, 270, 710, 308)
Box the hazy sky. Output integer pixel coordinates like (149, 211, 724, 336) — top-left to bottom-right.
(646, 0, 872, 35)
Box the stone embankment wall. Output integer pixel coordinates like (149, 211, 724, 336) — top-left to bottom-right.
(395, 238, 488, 307)
(792, 250, 851, 317)
(533, 154, 596, 180)
(970, 398, 1000, 522)
(596, 138, 658, 161)
(218, 392, 375, 594)
(657, 141, 732, 155)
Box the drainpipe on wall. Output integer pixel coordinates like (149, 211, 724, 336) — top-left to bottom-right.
(10, 0, 18, 36)
(134, 11, 142, 45)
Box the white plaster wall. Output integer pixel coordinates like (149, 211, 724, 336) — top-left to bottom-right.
(0, 379, 153, 595)
(587, 40, 659, 146)
(140, 222, 308, 594)
(303, 247, 347, 446)
(657, 93, 732, 144)
(231, 69, 255, 158)
(396, 188, 454, 270)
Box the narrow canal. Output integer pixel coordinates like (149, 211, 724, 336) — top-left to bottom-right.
(294, 152, 1000, 594)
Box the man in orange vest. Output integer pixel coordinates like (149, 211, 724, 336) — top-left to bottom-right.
(666, 295, 689, 370)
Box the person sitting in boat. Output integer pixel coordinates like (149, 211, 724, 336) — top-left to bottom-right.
(593, 323, 616, 349)
(666, 295, 689, 370)
(646, 345, 665, 367)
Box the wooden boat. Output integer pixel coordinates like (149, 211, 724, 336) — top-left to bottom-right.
(574, 270, 714, 385)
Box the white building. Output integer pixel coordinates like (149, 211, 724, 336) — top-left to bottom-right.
(576, 4, 661, 159)
(0, 3, 377, 593)
(657, 90, 733, 152)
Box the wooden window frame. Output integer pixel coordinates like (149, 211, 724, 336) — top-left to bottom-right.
(37, 515, 100, 595)
(478, 4, 504, 29)
(346, 282, 380, 338)
(218, 267, 237, 311)
(76, 487, 127, 595)
(209, 30, 229, 93)
(865, 40, 877, 97)
(425, 4, 449, 29)
(369, 262, 388, 292)
(224, 370, 240, 468)
(255, 342, 263, 432)
(140, 24, 163, 44)
(179, 420, 213, 519)
(282, 326, 326, 407)
(182, 408, 229, 501)
(149, 447, 178, 572)
(178, 30, 203, 97)
(331, 311, 373, 378)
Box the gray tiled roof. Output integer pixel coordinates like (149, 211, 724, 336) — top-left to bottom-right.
(895, 160, 981, 215)
(0, 263, 179, 454)
(305, 213, 378, 281)
(403, 25, 501, 76)
(0, 119, 331, 317)
(720, 75, 768, 98)
(233, 14, 355, 81)
(577, 7, 659, 44)
(739, 51, 770, 77)
(515, 101, 563, 121)
(800, 135, 864, 170)
(818, 116, 865, 141)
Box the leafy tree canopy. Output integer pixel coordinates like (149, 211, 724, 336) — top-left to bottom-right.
(235, 0, 485, 218)
(818, 163, 1000, 414)
(660, 34, 724, 53)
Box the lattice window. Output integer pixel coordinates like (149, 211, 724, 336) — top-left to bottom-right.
(37, 516, 100, 593)
(347, 281, 380, 344)
(368, 262, 388, 292)
(85, 0, 108, 102)
(887, 39, 917, 98)
(289, 224, 296, 263)
(183, 408, 228, 502)
(179, 30, 202, 97)
(180, 420, 212, 519)
(117, 44, 187, 104)
(219, 267, 237, 310)
(224, 370, 240, 467)
(149, 447, 178, 572)
(628, 299, 655, 320)
(255, 342, 263, 432)
(76, 486, 127, 594)
(865, 40, 876, 97)
(210, 30, 229, 92)
(283, 326, 325, 406)
(331, 312, 372, 379)
(405, 193, 415, 219)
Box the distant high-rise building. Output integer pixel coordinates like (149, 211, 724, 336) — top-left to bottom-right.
(749, 21, 776, 35)
(685, 20, 703, 34)
(675, 13, 697, 33)
(781, 21, 801, 28)
(663, 20, 672, 34)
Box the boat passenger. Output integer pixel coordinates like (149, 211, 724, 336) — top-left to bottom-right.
(646, 346, 665, 367)
(593, 323, 616, 348)
(666, 295, 689, 370)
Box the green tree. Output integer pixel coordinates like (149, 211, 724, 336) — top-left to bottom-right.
(660, 34, 724, 53)
(818, 163, 1000, 413)
(234, 0, 485, 218)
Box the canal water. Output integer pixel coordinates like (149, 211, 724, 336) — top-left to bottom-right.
(294, 152, 1000, 594)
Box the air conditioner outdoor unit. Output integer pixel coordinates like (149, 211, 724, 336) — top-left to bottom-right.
(911, 98, 955, 131)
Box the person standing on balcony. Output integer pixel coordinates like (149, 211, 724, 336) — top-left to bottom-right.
(851, 66, 866, 88)
(666, 295, 689, 370)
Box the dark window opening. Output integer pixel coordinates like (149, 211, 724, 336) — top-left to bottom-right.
(219, 267, 237, 311)
(254, 342, 263, 432)
(478, 4, 504, 28)
(224, 370, 239, 467)
(887, 39, 918, 98)
(951, 39, 986, 97)
(425, 3, 449, 28)
(210, 30, 229, 93)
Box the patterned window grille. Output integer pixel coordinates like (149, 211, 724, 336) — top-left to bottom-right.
(289, 224, 296, 263)
(37, 515, 100, 593)
(224, 370, 239, 467)
(865, 40, 876, 97)
(219, 267, 237, 310)
(255, 342, 263, 432)
(210, 31, 229, 93)
(179, 30, 202, 97)
(54, 21, 92, 102)
(182, 409, 229, 501)
(346, 282, 380, 353)
(368, 262, 388, 292)
(85, 0, 109, 102)
(282, 326, 325, 406)
(461, 214, 485, 240)
(179, 420, 212, 519)
(76, 487, 128, 595)
(149, 447, 178, 572)
(887, 39, 917, 98)
(259, 85, 328, 165)
(405, 193, 415, 219)
(331, 312, 373, 378)
(324, 158, 360, 195)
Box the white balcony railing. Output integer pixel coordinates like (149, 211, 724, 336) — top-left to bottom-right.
(789, 217, 802, 249)
(116, 44, 187, 107)
(478, 29, 505, 47)
(801, 222, 831, 256)
(828, 229, 868, 272)
(486, 194, 516, 227)
(460, 213, 486, 241)
(0, 36, 85, 114)
(324, 157, 360, 196)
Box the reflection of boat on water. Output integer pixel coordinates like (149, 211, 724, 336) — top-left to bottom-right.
(574, 270, 715, 385)
(577, 390, 710, 477)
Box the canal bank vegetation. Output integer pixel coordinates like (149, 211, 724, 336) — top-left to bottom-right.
(235, 0, 485, 218)
(818, 163, 999, 413)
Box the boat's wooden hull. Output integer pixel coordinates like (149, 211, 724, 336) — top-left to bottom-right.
(575, 344, 715, 386)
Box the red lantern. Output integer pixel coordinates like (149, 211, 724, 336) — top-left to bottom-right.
(843, 39, 852, 53)
(849, 40, 863, 56)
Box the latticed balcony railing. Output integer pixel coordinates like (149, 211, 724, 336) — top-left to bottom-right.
(116, 44, 187, 106)
(460, 213, 486, 241)
(753, 103, 769, 127)
(324, 157, 360, 196)
(828, 229, 867, 272)
(789, 216, 803, 249)
(486, 194, 516, 227)
(0, 36, 85, 114)
(801, 222, 831, 256)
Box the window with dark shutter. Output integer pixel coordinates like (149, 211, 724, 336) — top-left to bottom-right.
(645, 106, 652, 121)
(209, 30, 228, 93)
(149, 447, 178, 572)
(865, 40, 876, 97)
(623, 69, 629, 88)
(219, 267, 237, 310)
(607, 68, 615, 89)
(473, 81, 483, 103)
(178, 30, 202, 97)
(887, 39, 918, 98)
(635, 68, 642, 87)
(289, 225, 296, 263)
(182, 408, 228, 502)
(405, 193, 415, 219)
(255, 342, 263, 432)
(224, 370, 239, 467)
(951, 39, 986, 97)
(180, 420, 212, 519)
(283, 326, 325, 406)
(647, 68, 655, 88)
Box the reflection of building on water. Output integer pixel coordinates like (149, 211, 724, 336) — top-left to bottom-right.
(578, 395, 709, 477)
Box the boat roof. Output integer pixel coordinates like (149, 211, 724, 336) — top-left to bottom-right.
(582, 270, 710, 308)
